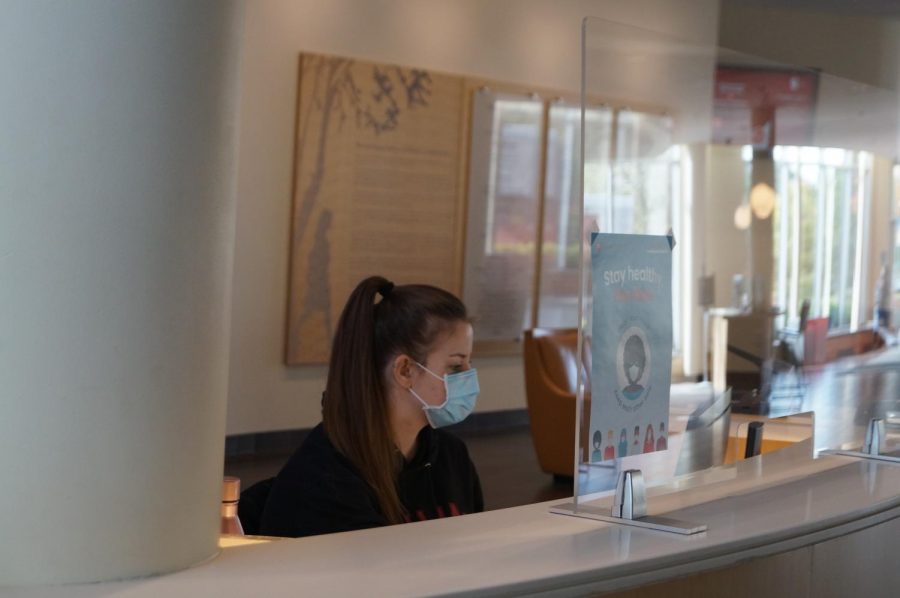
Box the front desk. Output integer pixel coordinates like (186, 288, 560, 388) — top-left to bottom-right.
(12, 445, 900, 597)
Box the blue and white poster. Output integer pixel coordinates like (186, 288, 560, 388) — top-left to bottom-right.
(589, 233, 673, 462)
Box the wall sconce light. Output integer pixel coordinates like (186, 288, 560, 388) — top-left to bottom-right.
(734, 203, 751, 230)
(750, 182, 776, 219)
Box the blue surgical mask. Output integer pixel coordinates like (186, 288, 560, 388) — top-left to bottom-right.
(408, 363, 479, 428)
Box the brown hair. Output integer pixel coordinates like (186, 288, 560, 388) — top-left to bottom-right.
(322, 276, 468, 524)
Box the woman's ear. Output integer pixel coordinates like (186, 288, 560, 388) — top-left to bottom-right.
(391, 354, 415, 389)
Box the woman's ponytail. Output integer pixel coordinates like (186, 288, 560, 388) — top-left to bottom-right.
(323, 276, 406, 524)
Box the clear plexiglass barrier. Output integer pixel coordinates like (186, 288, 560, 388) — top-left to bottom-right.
(559, 17, 900, 527)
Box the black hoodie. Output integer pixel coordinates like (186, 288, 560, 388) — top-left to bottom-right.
(259, 423, 484, 538)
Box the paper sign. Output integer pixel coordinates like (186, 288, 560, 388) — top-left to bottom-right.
(589, 233, 673, 462)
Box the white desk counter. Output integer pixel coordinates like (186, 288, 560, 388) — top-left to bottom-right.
(6, 447, 900, 598)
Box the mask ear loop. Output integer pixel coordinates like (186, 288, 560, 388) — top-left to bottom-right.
(414, 361, 449, 408)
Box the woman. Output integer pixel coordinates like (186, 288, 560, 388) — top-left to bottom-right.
(259, 276, 483, 537)
(591, 430, 603, 462)
(603, 429, 616, 460)
(656, 422, 668, 451)
(643, 423, 655, 454)
(617, 428, 629, 458)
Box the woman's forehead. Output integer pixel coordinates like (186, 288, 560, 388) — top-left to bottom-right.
(432, 322, 472, 353)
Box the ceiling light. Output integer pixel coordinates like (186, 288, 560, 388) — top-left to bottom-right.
(750, 182, 776, 219)
(734, 204, 751, 230)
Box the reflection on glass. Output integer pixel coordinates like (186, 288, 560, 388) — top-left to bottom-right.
(464, 93, 543, 342)
(583, 106, 615, 234)
(892, 166, 900, 321)
(539, 103, 612, 328)
(569, 15, 900, 517)
(752, 146, 872, 330)
(612, 113, 682, 355)
(538, 106, 683, 340)
(487, 100, 543, 256)
(612, 111, 676, 235)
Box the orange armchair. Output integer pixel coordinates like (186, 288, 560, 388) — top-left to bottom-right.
(523, 328, 591, 478)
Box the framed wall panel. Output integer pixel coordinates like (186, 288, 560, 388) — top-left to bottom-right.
(286, 54, 466, 364)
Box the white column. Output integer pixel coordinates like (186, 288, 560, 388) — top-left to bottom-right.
(0, 1, 243, 585)
(681, 143, 708, 378)
(750, 152, 776, 312)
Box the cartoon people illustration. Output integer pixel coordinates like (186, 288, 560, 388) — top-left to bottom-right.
(604, 429, 616, 460)
(591, 430, 603, 462)
(618, 428, 629, 457)
(656, 422, 667, 451)
(643, 424, 655, 453)
(632, 425, 640, 453)
(621, 334, 647, 400)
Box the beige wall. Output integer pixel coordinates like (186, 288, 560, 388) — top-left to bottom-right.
(226, 0, 720, 435)
(703, 145, 751, 309)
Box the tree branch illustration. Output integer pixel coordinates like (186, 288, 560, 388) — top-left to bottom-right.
(292, 57, 434, 354)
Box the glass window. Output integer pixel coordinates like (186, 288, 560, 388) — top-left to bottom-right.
(467, 97, 686, 356)
(539, 103, 612, 328)
(892, 165, 900, 319)
(611, 111, 681, 353)
(538, 107, 682, 354)
(463, 93, 543, 342)
(765, 146, 871, 331)
(611, 111, 675, 235)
